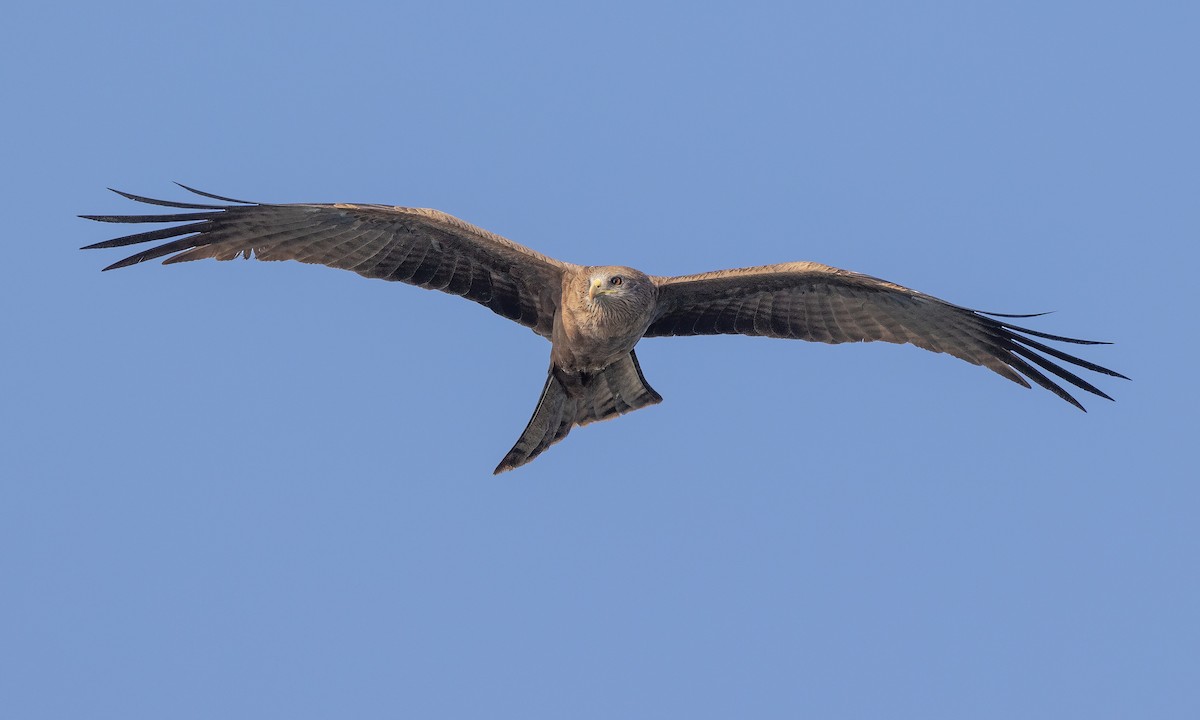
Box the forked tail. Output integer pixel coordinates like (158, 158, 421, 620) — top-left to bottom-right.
(494, 350, 662, 474)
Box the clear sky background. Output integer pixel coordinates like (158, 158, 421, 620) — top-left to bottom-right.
(2, 1, 1196, 718)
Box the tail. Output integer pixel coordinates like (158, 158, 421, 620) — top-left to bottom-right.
(493, 350, 663, 474)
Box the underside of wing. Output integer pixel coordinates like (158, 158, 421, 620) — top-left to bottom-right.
(647, 262, 1127, 410)
(81, 184, 570, 335)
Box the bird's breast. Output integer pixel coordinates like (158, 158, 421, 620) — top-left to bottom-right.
(551, 304, 644, 373)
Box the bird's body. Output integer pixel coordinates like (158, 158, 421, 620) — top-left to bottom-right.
(552, 267, 657, 372)
(82, 186, 1126, 473)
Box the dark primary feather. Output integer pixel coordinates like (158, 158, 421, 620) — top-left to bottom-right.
(648, 262, 1127, 410)
(81, 186, 570, 336)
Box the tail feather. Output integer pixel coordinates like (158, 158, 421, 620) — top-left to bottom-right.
(494, 350, 662, 474)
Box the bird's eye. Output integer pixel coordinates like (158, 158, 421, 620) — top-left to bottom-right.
(610, 276, 623, 286)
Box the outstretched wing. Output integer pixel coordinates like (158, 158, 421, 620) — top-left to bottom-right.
(647, 261, 1127, 410)
(82, 185, 571, 336)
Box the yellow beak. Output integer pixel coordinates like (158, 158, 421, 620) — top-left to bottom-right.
(589, 278, 608, 301)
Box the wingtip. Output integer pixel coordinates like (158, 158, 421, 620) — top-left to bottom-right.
(107, 186, 169, 203)
(96, 251, 158, 271)
(1057, 388, 1088, 412)
(1060, 390, 1088, 412)
(173, 182, 255, 204)
(978, 309, 1056, 318)
(100, 258, 132, 271)
(1094, 364, 1128, 380)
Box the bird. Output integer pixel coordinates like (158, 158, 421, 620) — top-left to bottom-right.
(82, 184, 1127, 473)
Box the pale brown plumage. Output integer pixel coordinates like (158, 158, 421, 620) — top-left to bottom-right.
(82, 186, 1127, 473)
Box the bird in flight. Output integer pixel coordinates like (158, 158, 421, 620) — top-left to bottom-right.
(82, 185, 1126, 473)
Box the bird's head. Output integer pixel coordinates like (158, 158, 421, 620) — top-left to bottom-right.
(583, 266, 657, 323)
(587, 267, 651, 302)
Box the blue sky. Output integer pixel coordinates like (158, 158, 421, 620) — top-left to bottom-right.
(2, 1, 1196, 718)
